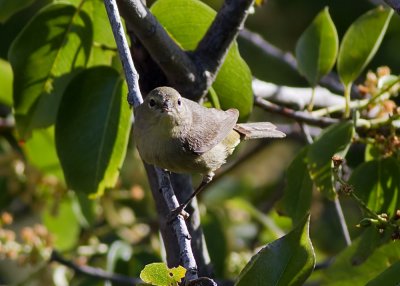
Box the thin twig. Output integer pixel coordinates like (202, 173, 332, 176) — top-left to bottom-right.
(239, 29, 297, 70)
(333, 197, 352, 246)
(254, 96, 339, 127)
(50, 251, 141, 285)
(383, 0, 400, 14)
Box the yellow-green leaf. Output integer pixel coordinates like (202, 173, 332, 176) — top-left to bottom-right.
(140, 263, 186, 286)
(337, 7, 393, 86)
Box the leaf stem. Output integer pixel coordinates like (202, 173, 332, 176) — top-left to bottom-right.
(311, 98, 369, 117)
(344, 83, 352, 118)
(307, 87, 316, 112)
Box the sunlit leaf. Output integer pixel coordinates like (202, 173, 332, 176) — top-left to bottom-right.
(82, 0, 117, 67)
(8, 3, 93, 138)
(236, 215, 315, 286)
(337, 7, 393, 86)
(55, 67, 132, 196)
(150, 0, 253, 121)
(24, 127, 64, 181)
(0, 59, 13, 106)
(307, 121, 354, 199)
(140, 263, 186, 286)
(295, 7, 338, 86)
(322, 239, 400, 285)
(366, 260, 400, 286)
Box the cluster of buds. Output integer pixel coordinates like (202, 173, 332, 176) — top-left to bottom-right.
(358, 66, 392, 96)
(358, 210, 400, 240)
(0, 212, 53, 265)
(357, 66, 399, 120)
(374, 134, 400, 158)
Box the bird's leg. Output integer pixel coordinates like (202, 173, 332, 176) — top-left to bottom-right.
(167, 174, 213, 222)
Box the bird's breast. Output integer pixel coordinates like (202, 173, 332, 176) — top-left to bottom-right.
(134, 122, 241, 175)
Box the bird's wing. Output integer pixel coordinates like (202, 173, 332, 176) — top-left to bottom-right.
(182, 98, 239, 155)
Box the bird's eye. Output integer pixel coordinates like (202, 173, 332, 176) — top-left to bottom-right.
(177, 98, 182, 106)
(149, 99, 156, 108)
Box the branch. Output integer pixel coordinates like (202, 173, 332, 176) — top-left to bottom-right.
(254, 96, 340, 127)
(252, 78, 345, 110)
(383, 0, 400, 14)
(194, 0, 255, 92)
(118, 0, 257, 101)
(240, 29, 363, 97)
(50, 251, 141, 285)
(146, 166, 199, 281)
(104, 0, 142, 106)
(104, 0, 199, 281)
(116, 0, 201, 98)
(239, 28, 298, 70)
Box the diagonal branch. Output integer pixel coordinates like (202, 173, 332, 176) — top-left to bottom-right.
(50, 251, 142, 285)
(383, 0, 400, 14)
(240, 29, 362, 97)
(254, 96, 340, 127)
(118, 0, 257, 101)
(194, 0, 255, 93)
(116, 0, 202, 98)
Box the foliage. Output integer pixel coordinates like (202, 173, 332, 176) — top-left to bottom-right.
(140, 263, 186, 286)
(0, 0, 399, 285)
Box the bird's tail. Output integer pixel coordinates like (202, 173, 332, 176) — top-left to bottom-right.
(234, 122, 285, 140)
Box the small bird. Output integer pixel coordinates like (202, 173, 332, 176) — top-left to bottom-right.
(133, 87, 285, 218)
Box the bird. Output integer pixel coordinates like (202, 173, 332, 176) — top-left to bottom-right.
(133, 86, 285, 219)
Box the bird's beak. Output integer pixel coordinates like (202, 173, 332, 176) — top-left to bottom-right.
(161, 100, 173, 112)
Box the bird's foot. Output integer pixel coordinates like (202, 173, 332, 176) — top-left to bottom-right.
(167, 204, 189, 223)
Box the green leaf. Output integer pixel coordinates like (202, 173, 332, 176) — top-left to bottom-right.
(307, 121, 354, 199)
(55, 66, 132, 196)
(295, 7, 338, 86)
(236, 215, 315, 286)
(366, 260, 400, 286)
(24, 127, 64, 181)
(349, 158, 400, 214)
(322, 239, 400, 285)
(350, 227, 392, 266)
(140, 263, 186, 286)
(0, 0, 35, 23)
(8, 3, 93, 138)
(280, 147, 313, 225)
(150, 0, 253, 121)
(0, 59, 13, 105)
(337, 7, 393, 86)
(42, 192, 80, 251)
(82, 0, 117, 67)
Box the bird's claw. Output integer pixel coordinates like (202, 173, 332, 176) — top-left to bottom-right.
(167, 204, 189, 223)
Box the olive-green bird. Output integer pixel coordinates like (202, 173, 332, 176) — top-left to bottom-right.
(133, 86, 285, 218)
